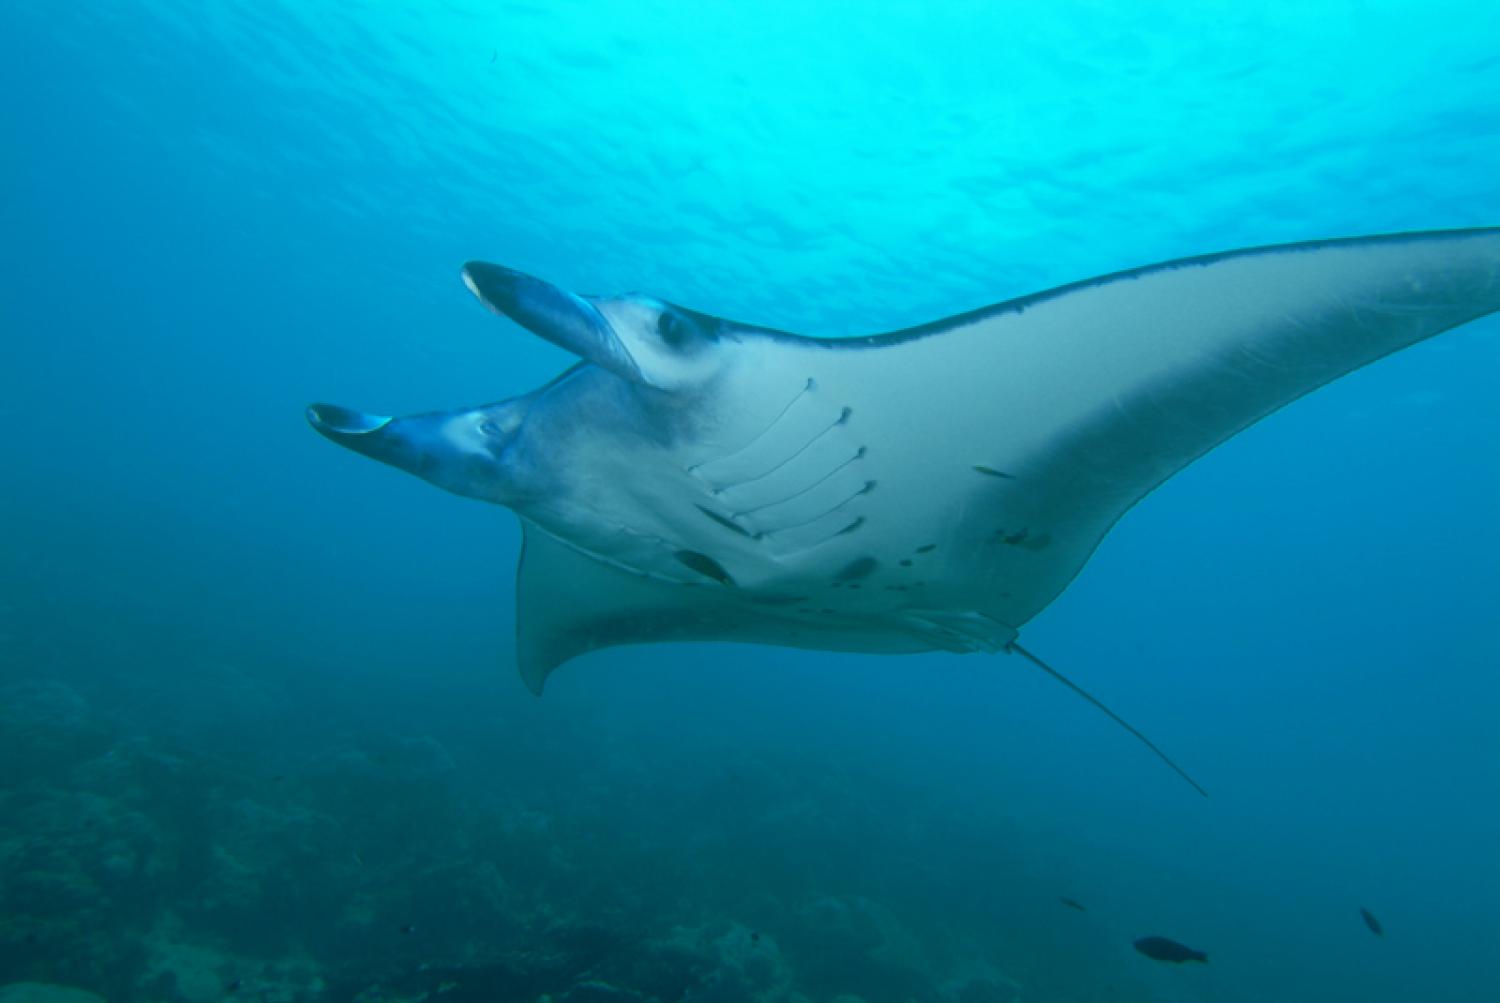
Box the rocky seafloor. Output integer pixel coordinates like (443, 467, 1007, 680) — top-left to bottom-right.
(0, 667, 1057, 1003)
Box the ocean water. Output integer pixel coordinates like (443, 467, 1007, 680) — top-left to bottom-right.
(3, 1, 1499, 1001)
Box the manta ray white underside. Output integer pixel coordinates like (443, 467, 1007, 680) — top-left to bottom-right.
(310, 227, 1500, 792)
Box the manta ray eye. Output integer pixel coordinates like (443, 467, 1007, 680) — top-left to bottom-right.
(656, 310, 690, 348)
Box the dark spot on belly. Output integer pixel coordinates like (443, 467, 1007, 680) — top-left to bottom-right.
(899, 558, 913, 567)
(696, 504, 756, 539)
(973, 465, 1016, 479)
(993, 528, 1052, 551)
(748, 593, 809, 606)
(915, 544, 936, 554)
(675, 550, 735, 586)
(835, 556, 878, 583)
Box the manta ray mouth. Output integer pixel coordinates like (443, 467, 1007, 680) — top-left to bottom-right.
(305, 403, 392, 437)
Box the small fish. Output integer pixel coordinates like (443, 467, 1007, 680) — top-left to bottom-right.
(750, 932, 760, 943)
(226, 979, 242, 993)
(1059, 897, 1087, 912)
(1360, 907, 1383, 937)
(1133, 936, 1207, 964)
(400, 924, 416, 935)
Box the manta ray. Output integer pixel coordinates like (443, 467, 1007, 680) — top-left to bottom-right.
(310, 227, 1500, 795)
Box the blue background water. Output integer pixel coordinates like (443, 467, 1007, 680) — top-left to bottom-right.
(3, 2, 1498, 1001)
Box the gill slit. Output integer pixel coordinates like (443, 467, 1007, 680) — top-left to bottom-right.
(732, 446, 867, 519)
(686, 377, 814, 477)
(761, 479, 875, 537)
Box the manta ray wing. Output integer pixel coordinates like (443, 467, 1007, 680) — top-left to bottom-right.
(810, 228, 1500, 629)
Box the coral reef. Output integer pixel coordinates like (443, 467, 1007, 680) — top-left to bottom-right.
(1, 673, 1039, 1002)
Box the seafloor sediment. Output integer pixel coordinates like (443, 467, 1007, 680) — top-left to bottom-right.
(0, 674, 1040, 1003)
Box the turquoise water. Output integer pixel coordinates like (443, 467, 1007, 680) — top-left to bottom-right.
(3, 2, 1499, 1001)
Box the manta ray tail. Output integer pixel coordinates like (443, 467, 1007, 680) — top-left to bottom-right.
(1008, 642, 1209, 799)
